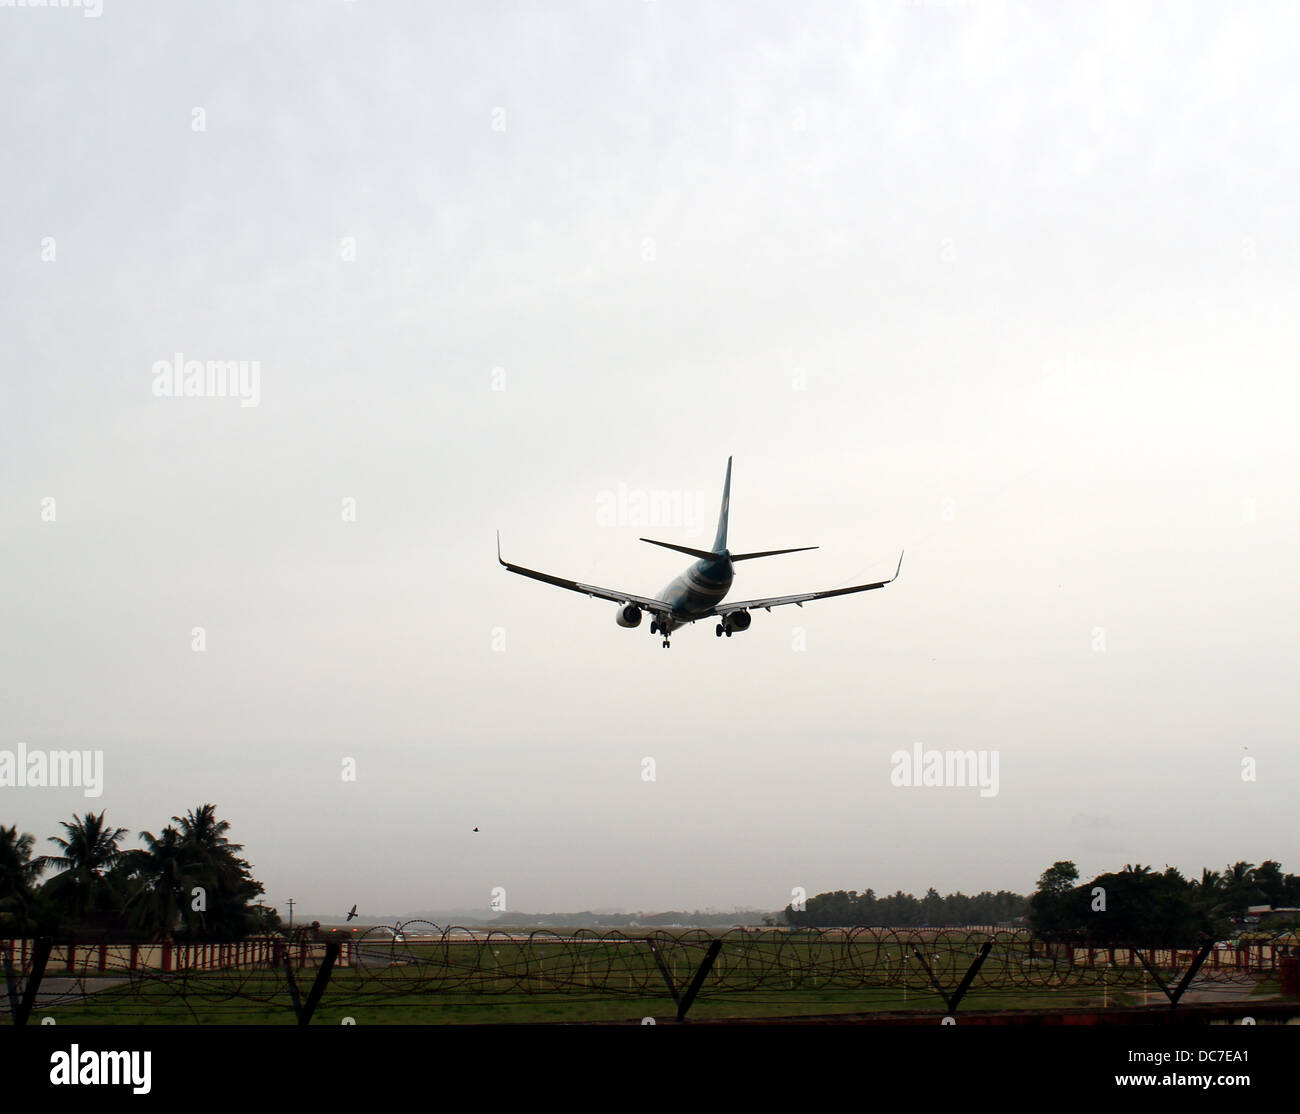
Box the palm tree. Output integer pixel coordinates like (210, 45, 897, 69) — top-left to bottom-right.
(0, 825, 42, 933)
(120, 826, 192, 940)
(1226, 861, 1255, 883)
(1186, 867, 1232, 931)
(36, 811, 129, 926)
(169, 805, 266, 939)
(1222, 861, 1259, 916)
(175, 805, 244, 881)
(0, 825, 40, 890)
(1254, 860, 1285, 908)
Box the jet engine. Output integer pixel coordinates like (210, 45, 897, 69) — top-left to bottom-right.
(616, 603, 642, 628)
(724, 610, 751, 633)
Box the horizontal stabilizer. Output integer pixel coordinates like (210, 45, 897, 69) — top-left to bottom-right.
(730, 546, 818, 562)
(640, 538, 722, 561)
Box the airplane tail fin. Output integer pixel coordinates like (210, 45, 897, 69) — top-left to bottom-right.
(643, 457, 815, 564)
(712, 456, 732, 553)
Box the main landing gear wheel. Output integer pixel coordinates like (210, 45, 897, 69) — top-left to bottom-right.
(716, 624, 723, 637)
(650, 621, 658, 634)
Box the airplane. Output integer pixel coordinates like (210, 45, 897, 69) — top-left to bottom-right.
(497, 457, 902, 648)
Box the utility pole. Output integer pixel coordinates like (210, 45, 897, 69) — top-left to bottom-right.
(287, 898, 296, 929)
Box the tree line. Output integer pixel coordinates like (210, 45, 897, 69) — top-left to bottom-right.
(783, 858, 1300, 937)
(1027, 859, 1300, 947)
(784, 887, 1027, 927)
(0, 806, 278, 940)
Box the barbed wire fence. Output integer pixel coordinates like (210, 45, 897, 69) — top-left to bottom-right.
(3, 924, 1284, 1025)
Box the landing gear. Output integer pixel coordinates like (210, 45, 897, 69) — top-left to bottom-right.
(650, 621, 658, 634)
(662, 639, 670, 649)
(716, 624, 723, 637)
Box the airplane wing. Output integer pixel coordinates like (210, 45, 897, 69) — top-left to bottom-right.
(711, 551, 903, 616)
(497, 533, 670, 613)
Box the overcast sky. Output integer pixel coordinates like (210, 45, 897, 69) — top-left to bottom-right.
(2, 1, 1297, 921)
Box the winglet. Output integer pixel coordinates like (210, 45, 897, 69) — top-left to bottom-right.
(496, 530, 504, 565)
(893, 550, 904, 580)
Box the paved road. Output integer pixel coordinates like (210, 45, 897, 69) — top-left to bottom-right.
(12, 976, 129, 1007)
(1166, 975, 1274, 1005)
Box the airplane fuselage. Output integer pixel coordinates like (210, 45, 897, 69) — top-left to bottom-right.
(658, 553, 733, 631)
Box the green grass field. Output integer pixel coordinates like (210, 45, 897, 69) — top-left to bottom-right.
(36, 969, 1121, 1025)
(28, 930, 1200, 1024)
